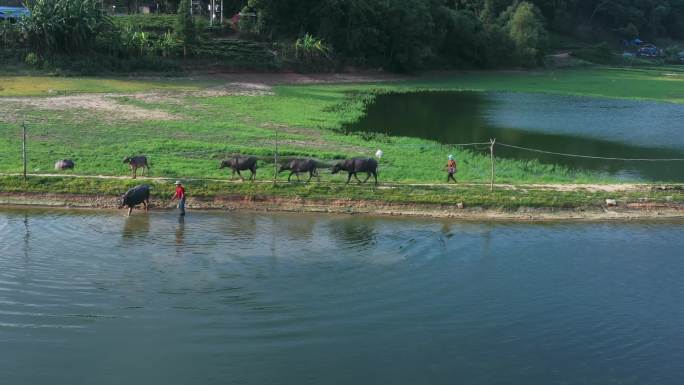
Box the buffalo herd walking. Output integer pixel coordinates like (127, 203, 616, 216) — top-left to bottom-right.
(109, 155, 380, 215)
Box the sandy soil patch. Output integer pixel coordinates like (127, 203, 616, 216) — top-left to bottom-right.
(3, 94, 179, 122)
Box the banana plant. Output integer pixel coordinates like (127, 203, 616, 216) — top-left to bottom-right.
(294, 33, 330, 64)
(132, 30, 148, 56)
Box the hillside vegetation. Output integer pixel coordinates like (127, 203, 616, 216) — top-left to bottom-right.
(3, 0, 684, 73)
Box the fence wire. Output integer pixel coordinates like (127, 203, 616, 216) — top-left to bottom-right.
(497, 143, 684, 162)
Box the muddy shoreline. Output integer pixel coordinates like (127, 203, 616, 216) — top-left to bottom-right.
(2, 192, 684, 221)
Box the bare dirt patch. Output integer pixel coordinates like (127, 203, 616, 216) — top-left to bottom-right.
(3, 94, 179, 122)
(131, 82, 275, 104)
(199, 71, 406, 86)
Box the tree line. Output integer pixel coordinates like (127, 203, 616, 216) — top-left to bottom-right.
(246, 0, 684, 70)
(4, 0, 684, 72)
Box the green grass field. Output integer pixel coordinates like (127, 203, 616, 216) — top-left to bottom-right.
(0, 76, 203, 96)
(1, 67, 683, 208)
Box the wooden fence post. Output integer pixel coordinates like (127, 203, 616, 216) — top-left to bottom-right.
(489, 138, 496, 191)
(22, 122, 27, 180)
(273, 127, 279, 184)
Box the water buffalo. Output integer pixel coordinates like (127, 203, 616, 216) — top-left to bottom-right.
(54, 159, 75, 171)
(331, 158, 379, 185)
(123, 155, 149, 179)
(119, 184, 150, 216)
(220, 156, 257, 181)
(278, 159, 320, 183)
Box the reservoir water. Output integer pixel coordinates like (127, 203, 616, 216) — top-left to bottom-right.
(344, 92, 684, 181)
(1, 209, 683, 385)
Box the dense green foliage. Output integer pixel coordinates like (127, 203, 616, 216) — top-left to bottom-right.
(244, 0, 684, 70)
(4, 0, 684, 72)
(23, 0, 112, 53)
(246, 0, 546, 70)
(112, 14, 179, 33)
(0, 0, 276, 72)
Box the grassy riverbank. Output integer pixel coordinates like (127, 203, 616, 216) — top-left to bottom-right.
(1, 67, 684, 212)
(2, 176, 683, 217)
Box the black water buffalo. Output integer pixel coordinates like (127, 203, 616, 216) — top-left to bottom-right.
(220, 156, 257, 181)
(123, 155, 150, 179)
(331, 158, 378, 185)
(278, 159, 320, 183)
(54, 159, 75, 171)
(119, 184, 150, 216)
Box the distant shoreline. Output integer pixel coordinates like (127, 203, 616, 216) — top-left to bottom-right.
(3, 192, 684, 221)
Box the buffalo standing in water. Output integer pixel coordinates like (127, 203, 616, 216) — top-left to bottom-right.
(119, 184, 150, 216)
(278, 159, 320, 183)
(331, 158, 379, 185)
(54, 159, 75, 171)
(123, 155, 150, 179)
(220, 156, 257, 181)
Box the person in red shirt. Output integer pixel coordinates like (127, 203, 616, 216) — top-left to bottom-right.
(445, 155, 457, 183)
(172, 180, 186, 216)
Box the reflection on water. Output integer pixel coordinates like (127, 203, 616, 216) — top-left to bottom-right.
(219, 212, 258, 242)
(122, 214, 150, 239)
(175, 216, 185, 245)
(1, 208, 684, 385)
(281, 215, 316, 241)
(344, 91, 684, 181)
(329, 218, 376, 249)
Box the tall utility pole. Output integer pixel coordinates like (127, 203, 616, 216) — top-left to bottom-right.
(22, 122, 27, 180)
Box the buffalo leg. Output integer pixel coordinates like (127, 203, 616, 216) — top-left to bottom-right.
(236, 170, 244, 181)
(288, 172, 294, 182)
(373, 171, 378, 185)
(306, 171, 313, 183)
(346, 173, 352, 184)
(362, 173, 372, 183)
(127, 207, 133, 216)
(251, 167, 257, 181)
(132, 167, 137, 179)
(353, 173, 363, 184)
(144, 199, 149, 212)
(295, 173, 301, 182)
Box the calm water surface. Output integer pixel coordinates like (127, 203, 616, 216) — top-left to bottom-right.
(344, 92, 684, 181)
(1, 209, 683, 385)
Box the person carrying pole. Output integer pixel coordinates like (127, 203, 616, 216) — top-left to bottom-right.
(171, 180, 186, 216)
(445, 155, 457, 183)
